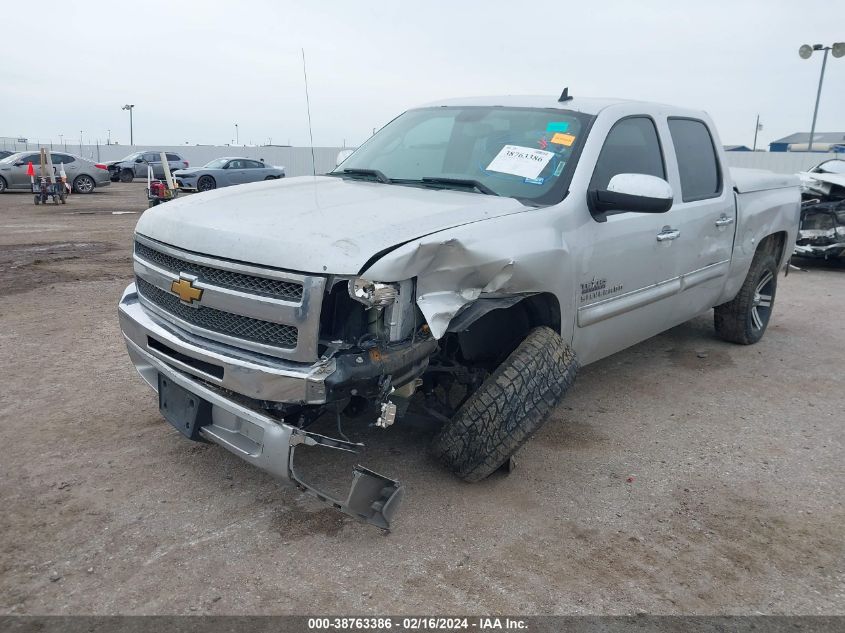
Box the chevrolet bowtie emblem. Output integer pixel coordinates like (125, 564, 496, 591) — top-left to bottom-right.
(170, 276, 203, 303)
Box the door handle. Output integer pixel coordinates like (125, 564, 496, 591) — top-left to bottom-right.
(715, 215, 734, 227)
(656, 228, 681, 242)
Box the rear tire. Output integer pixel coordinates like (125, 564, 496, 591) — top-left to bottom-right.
(197, 175, 216, 192)
(714, 251, 778, 344)
(73, 174, 95, 194)
(119, 169, 134, 183)
(430, 326, 578, 482)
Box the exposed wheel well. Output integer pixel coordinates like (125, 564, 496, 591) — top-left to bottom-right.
(446, 293, 562, 364)
(758, 231, 788, 266)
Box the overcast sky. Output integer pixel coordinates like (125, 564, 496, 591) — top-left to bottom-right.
(2, 0, 843, 149)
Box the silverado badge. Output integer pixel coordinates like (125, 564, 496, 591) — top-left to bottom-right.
(171, 276, 203, 304)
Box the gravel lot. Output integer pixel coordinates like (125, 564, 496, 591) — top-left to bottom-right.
(0, 183, 842, 615)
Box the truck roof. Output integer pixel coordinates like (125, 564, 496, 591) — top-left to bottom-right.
(420, 95, 660, 116)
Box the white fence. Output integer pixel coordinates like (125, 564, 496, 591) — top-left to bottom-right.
(722, 151, 839, 174)
(0, 140, 348, 177)
(2, 135, 839, 177)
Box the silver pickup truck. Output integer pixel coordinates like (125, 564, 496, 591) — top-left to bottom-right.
(118, 94, 800, 529)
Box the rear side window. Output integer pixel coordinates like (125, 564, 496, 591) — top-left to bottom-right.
(668, 118, 721, 201)
(244, 160, 264, 168)
(590, 117, 665, 191)
(166, 153, 181, 161)
(52, 154, 75, 164)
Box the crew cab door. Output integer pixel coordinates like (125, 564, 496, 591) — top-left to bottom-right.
(572, 116, 683, 364)
(662, 118, 735, 323)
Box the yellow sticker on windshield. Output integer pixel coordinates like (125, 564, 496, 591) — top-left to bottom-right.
(551, 133, 576, 146)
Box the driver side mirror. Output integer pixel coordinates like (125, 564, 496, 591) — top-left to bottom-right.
(588, 173, 673, 218)
(336, 149, 354, 167)
(135, 158, 144, 163)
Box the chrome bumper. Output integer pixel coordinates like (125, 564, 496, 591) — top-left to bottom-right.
(118, 283, 404, 529)
(119, 283, 333, 404)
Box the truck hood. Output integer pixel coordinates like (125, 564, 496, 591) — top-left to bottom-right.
(135, 176, 531, 274)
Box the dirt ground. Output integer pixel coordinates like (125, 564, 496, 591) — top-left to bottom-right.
(0, 183, 842, 615)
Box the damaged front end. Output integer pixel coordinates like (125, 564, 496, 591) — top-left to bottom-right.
(794, 159, 845, 259)
(795, 199, 845, 259)
(796, 160, 845, 259)
(158, 355, 405, 529)
(119, 278, 436, 531)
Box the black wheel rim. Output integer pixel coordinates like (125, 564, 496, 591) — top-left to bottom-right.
(751, 270, 774, 331)
(198, 177, 213, 191)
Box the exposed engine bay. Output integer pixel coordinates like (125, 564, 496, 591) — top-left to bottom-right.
(796, 159, 845, 259)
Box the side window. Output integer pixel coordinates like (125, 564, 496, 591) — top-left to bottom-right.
(165, 153, 181, 161)
(227, 160, 242, 169)
(668, 118, 721, 202)
(590, 117, 665, 192)
(52, 154, 75, 164)
(144, 152, 159, 162)
(245, 160, 264, 168)
(21, 154, 42, 165)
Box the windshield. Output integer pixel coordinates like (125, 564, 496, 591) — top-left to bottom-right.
(203, 158, 229, 169)
(815, 159, 845, 175)
(332, 106, 592, 203)
(120, 152, 143, 161)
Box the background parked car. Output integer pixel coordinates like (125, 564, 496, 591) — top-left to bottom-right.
(173, 157, 285, 192)
(104, 151, 189, 183)
(0, 151, 110, 194)
(0, 150, 14, 160)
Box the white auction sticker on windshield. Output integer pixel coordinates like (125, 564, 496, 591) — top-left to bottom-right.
(486, 145, 554, 179)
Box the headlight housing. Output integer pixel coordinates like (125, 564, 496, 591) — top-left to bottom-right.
(348, 277, 400, 308)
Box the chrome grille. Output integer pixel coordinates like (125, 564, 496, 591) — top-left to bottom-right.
(134, 240, 303, 302)
(137, 278, 298, 349)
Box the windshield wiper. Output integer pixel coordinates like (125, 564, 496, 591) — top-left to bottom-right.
(420, 177, 498, 196)
(338, 168, 392, 184)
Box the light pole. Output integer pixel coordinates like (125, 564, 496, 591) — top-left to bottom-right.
(752, 115, 762, 152)
(122, 104, 135, 145)
(798, 43, 844, 152)
(107, 129, 111, 145)
(235, 123, 239, 145)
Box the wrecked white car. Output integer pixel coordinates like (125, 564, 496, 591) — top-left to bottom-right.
(795, 158, 845, 259)
(118, 94, 800, 529)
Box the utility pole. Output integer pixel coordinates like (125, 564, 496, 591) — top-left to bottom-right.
(235, 123, 239, 145)
(752, 115, 761, 151)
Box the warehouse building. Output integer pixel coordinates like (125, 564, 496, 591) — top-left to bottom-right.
(769, 132, 845, 152)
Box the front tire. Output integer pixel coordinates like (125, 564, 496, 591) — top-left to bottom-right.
(714, 251, 778, 344)
(430, 326, 579, 482)
(73, 174, 95, 194)
(0, 176, 7, 193)
(119, 169, 134, 183)
(197, 175, 216, 192)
